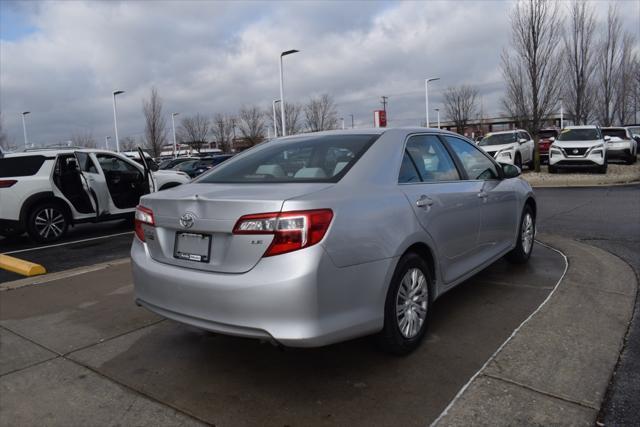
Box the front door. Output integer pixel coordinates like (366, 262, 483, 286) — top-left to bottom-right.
(441, 135, 518, 263)
(398, 134, 482, 284)
(74, 152, 110, 216)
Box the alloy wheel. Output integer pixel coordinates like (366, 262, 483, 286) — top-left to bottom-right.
(395, 268, 429, 338)
(521, 212, 534, 254)
(34, 207, 66, 240)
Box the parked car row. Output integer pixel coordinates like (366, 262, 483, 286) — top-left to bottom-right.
(0, 148, 190, 242)
(477, 125, 639, 174)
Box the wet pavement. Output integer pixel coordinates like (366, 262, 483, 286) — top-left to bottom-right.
(0, 243, 564, 426)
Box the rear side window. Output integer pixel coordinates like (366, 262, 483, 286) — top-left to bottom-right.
(0, 156, 47, 178)
(198, 134, 378, 183)
(399, 135, 460, 183)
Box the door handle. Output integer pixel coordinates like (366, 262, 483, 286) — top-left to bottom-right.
(416, 195, 434, 208)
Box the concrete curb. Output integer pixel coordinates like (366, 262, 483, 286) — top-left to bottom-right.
(0, 258, 130, 292)
(432, 234, 637, 426)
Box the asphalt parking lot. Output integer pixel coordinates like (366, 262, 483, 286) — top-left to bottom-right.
(0, 243, 564, 426)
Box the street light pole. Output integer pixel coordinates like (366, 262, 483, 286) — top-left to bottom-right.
(341, 117, 345, 130)
(105, 136, 111, 151)
(272, 99, 281, 137)
(425, 77, 440, 127)
(112, 90, 125, 152)
(21, 111, 30, 148)
(279, 49, 299, 137)
(350, 114, 354, 128)
(172, 112, 179, 158)
(559, 98, 564, 129)
(434, 108, 440, 129)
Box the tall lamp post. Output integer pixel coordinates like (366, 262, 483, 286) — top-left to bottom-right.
(171, 112, 179, 158)
(559, 97, 564, 129)
(279, 49, 299, 136)
(112, 90, 125, 152)
(434, 108, 441, 129)
(349, 114, 354, 129)
(21, 111, 30, 148)
(425, 77, 440, 127)
(105, 136, 111, 151)
(272, 99, 281, 137)
(341, 117, 345, 130)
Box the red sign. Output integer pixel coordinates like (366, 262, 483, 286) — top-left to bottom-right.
(374, 110, 387, 127)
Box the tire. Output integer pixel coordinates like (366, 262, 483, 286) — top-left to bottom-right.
(377, 252, 433, 355)
(626, 152, 635, 165)
(506, 205, 535, 264)
(26, 202, 69, 243)
(548, 164, 557, 174)
(514, 154, 522, 170)
(597, 159, 608, 174)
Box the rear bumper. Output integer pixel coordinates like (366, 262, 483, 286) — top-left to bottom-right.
(131, 238, 393, 347)
(606, 148, 632, 160)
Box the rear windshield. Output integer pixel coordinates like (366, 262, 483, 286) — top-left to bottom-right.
(0, 155, 48, 178)
(198, 134, 378, 183)
(478, 133, 517, 146)
(602, 129, 628, 140)
(558, 128, 601, 141)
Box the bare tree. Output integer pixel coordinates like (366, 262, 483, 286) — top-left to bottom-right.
(267, 102, 303, 137)
(179, 113, 210, 153)
(304, 94, 339, 132)
(614, 33, 638, 125)
(443, 85, 479, 133)
(143, 87, 167, 158)
(237, 105, 265, 147)
(71, 131, 96, 148)
(211, 113, 236, 153)
(595, 5, 622, 126)
(501, 0, 564, 171)
(120, 136, 138, 151)
(563, 0, 597, 125)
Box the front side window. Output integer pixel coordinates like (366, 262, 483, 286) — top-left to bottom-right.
(75, 152, 98, 173)
(400, 135, 459, 183)
(96, 154, 141, 174)
(443, 136, 500, 180)
(198, 134, 377, 183)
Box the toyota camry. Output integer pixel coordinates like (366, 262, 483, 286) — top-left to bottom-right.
(131, 128, 536, 354)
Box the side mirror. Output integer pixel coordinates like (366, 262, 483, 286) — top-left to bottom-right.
(604, 135, 611, 142)
(549, 137, 555, 142)
(501, 163, 521, 179)
(519, 138, 527, 144)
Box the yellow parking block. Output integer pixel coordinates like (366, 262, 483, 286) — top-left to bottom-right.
(0, 254, 46, 277)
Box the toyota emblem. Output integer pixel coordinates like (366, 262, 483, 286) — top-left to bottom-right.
(179, 212, 195, 229)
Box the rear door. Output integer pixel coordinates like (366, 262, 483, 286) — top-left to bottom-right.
(74, 152, 109, 216)
(398, 134, 483, 284)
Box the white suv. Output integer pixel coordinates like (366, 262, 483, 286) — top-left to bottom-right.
(602, 127, 637, 164)
(0, 148, 190, 242)
(549, 126, 607, 174)
(477, 129, 535, 169)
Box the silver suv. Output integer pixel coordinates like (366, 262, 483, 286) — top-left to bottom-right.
(131, 129, 536, 354)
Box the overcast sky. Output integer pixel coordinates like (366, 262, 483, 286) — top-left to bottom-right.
(1, 0, 638, 149)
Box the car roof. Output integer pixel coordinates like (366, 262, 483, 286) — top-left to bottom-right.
(563, 125, 598, 129)
(483, 129, 528, 136)
(4, 148, 118, 158)
(601, 127, 626, 130)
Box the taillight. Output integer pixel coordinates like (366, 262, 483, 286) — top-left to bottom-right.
(0, 180, 17, 188)
(134, 205, 154, 242)
(233, 209, 333, 257)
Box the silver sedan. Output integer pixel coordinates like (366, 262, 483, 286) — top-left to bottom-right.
(131, 128, 536, 354)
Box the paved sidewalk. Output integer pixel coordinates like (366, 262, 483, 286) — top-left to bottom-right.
(433, 235, 637, 426)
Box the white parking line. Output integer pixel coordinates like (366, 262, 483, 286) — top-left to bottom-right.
(2, 231, 134, 255)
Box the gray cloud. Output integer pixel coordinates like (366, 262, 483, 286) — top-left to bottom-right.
(1, 0, 638, 148)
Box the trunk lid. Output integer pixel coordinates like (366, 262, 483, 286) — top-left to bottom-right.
(140, 182, 332, 273)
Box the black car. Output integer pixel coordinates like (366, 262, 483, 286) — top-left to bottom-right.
(159, 157, 198, 170)
(191, 154, 234, 176)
